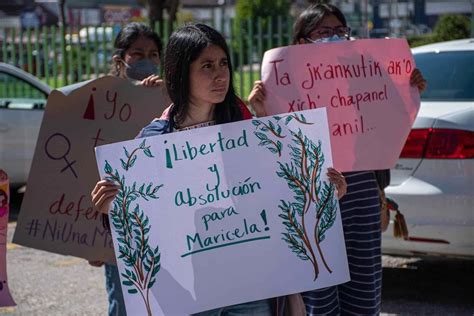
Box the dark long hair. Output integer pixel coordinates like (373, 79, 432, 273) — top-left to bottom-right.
(164, 23, 243, 125)
(110, 22, 162, 76)
(292, 3, 347, 44)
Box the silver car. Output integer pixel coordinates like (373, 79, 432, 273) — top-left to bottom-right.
(0, 63, 51, 187)
(383, 39, 474, 259)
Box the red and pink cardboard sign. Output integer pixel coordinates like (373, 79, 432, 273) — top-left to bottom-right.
(261, 38, 420, 172)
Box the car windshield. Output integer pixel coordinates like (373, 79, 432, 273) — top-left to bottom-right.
(415, 50, 474, 101)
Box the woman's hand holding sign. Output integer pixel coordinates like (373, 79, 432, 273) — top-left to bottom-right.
(410, 68, 427, 93)
(327, 168, 347, 199)
(248, 80, 267, 117)
(140, 74, 164, 88)
(91, 180, 120, 214)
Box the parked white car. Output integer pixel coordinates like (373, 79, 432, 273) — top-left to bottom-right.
(0, 63, 51, 187)
(383, 39, 474, 259)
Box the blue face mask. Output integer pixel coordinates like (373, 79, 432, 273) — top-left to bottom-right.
(307, 34, 345, 44)
(122, 59, 159, 81)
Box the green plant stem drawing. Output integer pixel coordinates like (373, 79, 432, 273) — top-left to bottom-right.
(103, 141, 162, 316)
(278, 130, 336, 280)
(254, 114, 337, 281)
(252, 119, 284, 156)
(252, 113, 314, 156)
(120, 139, 154, 171)
(273, 113, 314, 126)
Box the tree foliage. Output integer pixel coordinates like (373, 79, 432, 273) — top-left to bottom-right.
(233, 0, 292, 65)
(235, 0, 291, 20)
(408, 14, 470, 48)
(433, 14, 470, 42)
(136, 0, 180, 36)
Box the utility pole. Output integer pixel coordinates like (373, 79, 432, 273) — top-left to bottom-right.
(363, 0, 369, 38)
(471, 0, 474, 37)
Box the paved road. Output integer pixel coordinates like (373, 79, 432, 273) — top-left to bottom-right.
(2, 222, 107, 315)
(380, 255, 474, 315)
(2, 221, 473, 315)
(2, 193, 473, 315)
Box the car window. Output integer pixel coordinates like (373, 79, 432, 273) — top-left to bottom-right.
(415, 51, 474, 101)
(0, 71, 47, 110)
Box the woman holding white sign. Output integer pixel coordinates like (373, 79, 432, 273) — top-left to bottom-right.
(248, 3, 426, 316)
(92, 23, 348, 315)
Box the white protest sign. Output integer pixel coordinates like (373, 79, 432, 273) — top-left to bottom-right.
(95, 108, 350, 315)
(261, 38, 420, 171)
(13, 76, 169, 262)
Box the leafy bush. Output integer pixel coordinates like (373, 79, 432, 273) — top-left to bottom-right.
(407, 34, 437, 47)
(433, 14, 470, 42)
(408, 14, 470, 48)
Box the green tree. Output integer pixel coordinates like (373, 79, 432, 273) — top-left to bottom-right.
(136, 0, 180, 37)
(235, 0, 290, 19)
(433, 14, 470, 42)
(233, 0, 291, 66)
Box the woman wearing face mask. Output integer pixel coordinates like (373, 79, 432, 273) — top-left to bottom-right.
(87, 22, 164, 316)
(110, 22, 163, 86)
(249, 4, 426, 316)
(92, 23, 347, 316)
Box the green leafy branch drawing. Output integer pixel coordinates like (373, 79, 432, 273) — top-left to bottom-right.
(120, 139, 154, 171)
(253, 114, 336, 281)
(103, 143, 162, 316)
(276, 130, 337, 280)
(252, 119, 284, 156)
(252, 113, 314, 156)
(272, 113, 314, 126)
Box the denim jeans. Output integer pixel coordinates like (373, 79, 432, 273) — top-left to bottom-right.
(105, 263, 127, 316)
(193, 299, 273, 316)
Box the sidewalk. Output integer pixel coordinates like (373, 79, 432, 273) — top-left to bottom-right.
(1, 222, 107, 315)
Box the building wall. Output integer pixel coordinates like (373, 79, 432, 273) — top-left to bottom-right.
(333, 0, 472, 37)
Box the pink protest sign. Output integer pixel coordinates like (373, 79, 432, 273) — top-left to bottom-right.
(0, 170, 15, 307)
(261, 38, 420, 171)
